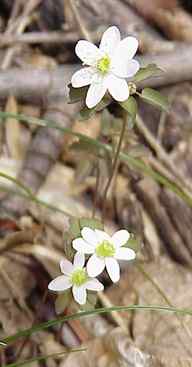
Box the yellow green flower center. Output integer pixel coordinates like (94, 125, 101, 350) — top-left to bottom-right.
(97, 55, 110, 74)
(96, 240, 115, 258)
(71, 268, 88, 286)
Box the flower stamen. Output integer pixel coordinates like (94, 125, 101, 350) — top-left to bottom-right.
(71, 268, 88, 286)
(97, 55, 110, 74)
(96, 240, 115, 258)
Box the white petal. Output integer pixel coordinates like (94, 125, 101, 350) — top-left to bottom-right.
(99, 26, 121, 56)
(48, 275, 72, 292)
(81, 227, 99, 246)
(114, 58, 140, 78)
(112, 230, 130, 248)
(60, 258, 74, 275)
(111, 36, 139, 78)
(105, 258, 120, 283)
(113, 36, 138, 61)
(115, 247, 136, 260)
(72, 285, 87, 305)
(86, 78, 107, 108)
(106, 74, 129, 102)
(72, 238, 95, 254)
(71, 67, 95, 88)
(94, 229, 112, 243)
(75, 40, 102, 66)
(85, 278, 104, 292)
(87, 254, 105, 277)
(73, 252, 85, 269)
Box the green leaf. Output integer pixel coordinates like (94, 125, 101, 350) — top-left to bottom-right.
(134, 64, 163, 82)
(69, 217, 81, 238)
(63, 217, 103, 261)
(77, 105, 96, 121)
(140, 88, 169, 111)
(63, 217, 81, 261)
(77, 95, 111, 121)
(79, 217, 103, 231)
(120, 96, 138, 127)
(68, 83, 88, 103)
(126, 234, 141, 253)
(95, 95, 111, 111)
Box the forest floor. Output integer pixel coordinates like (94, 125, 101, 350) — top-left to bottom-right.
(1, 1, 192, 366)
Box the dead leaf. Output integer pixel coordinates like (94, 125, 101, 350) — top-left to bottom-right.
(107, 256, 192, 364)
(60, 328, 152, 367)
(0, 256, 36, 334)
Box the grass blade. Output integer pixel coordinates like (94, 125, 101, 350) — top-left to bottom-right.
(0, 111, 192, 208)
(2, 304, 192, 346)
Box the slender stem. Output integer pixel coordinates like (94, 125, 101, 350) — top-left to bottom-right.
(0, 111, 192, 209)
(0, 171, 33, 198)
(0, 174, 70, 217)
(102, 113, 127, 222)
(2, 304, 192, 346)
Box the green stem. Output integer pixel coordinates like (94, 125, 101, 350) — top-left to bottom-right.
(0, 175, 70, 217)
(102, 113, 127, 222)
(0, 111, 192, 208)
(2, 304, 192, 346)
(0, 172, 33, 198)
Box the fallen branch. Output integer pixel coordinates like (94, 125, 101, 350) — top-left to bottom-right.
(0, 31, 78, 47)
(0, 45, 191, 100)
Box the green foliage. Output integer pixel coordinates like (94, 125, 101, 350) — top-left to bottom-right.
(134, 63, 163, 82)
(140, 88, 169, 111)
(68, 83, 88, 103)
(119, 96, 138, 127)
(79, 217, 103, 231)
(77, 95, 111, 121)
(2, 304, 192, 347)
(126, 234, 141, 253)
(77, 105, 96, 121)
(63, 217, 103, 261)
(0, 111, 192, 209)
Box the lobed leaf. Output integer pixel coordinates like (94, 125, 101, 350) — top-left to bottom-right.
(140, 88, 169, 111)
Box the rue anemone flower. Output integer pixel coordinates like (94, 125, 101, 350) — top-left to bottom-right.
(71, 26, 140, 108)
(48, 252, 104, 305)
(73, 227, 136, 283)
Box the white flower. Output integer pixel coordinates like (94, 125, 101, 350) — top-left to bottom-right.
(48, 252, 104, 305)
(73, 227, 136, 283)
(71, 26, 140, 109)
